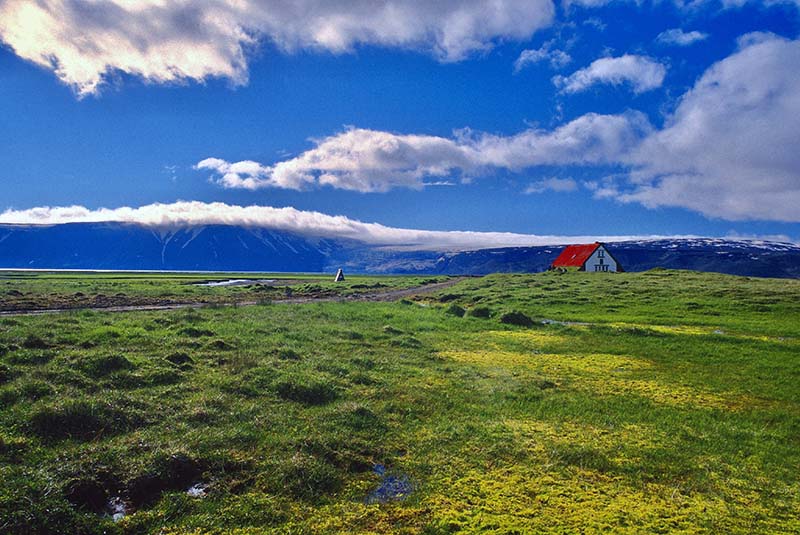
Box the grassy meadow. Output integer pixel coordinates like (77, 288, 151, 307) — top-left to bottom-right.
(0, 271, 447, 312)
(0, 269, 799, 533)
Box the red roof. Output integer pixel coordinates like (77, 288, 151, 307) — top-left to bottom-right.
(551, 242, 601, 268)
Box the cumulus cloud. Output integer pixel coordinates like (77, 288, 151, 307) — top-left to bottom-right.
(618, 33, 800, 222)
(514, 41, 572, 72)
(198, 34, 800, 221)
(656, 28, 709, 46)
(198, 112, 652, 192)
(0, 201, 676, 250)
(524, 177, 578, 194)
(554, 54, 667, 94)
(0, 0, 555, 96)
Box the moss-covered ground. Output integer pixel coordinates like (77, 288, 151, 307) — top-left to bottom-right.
(0, 269, 798, 533)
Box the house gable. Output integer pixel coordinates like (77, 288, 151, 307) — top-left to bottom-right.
(551, 242, 624, 272)
(551, 243, 600, 269)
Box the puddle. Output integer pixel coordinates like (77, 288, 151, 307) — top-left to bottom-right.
(187, 483, 208, 498)
(107, 497, 127, 522)
(365, 464, 413, 504)
(196, 279, 276, 287)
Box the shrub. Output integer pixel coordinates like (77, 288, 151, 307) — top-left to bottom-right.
(468, 306, 491, 318)
(18, 380, 54, 401)
(0, 363, 11, 384)
(28, 399, 142, 441)
(390, 336, 421, 348)
(444, 304, 466, 317)
(21, 335, 49, 349)
(334, 403, 384, 432)
(81, 354, 134, 377)
(274, 453, 341, 501)
(383, 325, 403, 335)
(499, 311, 534, 327)
(0, 433, 28, 460)
(208, 339, 235, 351)
(179, 327, 215, 338)
(0, 387, 20, 408)
(276, 348, 301, 361)
(274, 377, 338, 405)
(164, 352, 194, 369)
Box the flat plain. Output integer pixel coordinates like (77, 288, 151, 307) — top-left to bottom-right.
(1, 269, 798, 534)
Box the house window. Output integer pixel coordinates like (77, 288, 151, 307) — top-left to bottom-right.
(598, 249, 605, 258)
(599, 258, 604, 265)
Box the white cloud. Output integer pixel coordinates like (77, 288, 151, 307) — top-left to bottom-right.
(554, 54, 667, 94)
(618, 33, 800, 222)
(198, 129, 476, 192)
(524, 177, 578, 194)
(471, 111, 651, 168)
(514, 41, 572, 72)
(198, 112, 652, 192)
(200, 34, 800, 221)
(0, 201, 685, 250)
(656, 28, 709, 46)
(0, 0, 555, 97)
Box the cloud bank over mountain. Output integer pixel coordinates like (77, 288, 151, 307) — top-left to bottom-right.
(0, 201, 678, 250)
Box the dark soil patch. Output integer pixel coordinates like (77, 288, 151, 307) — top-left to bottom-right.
(128, 454, 206, 508)
(65, 479, 109, 513)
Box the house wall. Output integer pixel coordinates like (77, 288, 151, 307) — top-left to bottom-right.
(584, 245, 618, 272)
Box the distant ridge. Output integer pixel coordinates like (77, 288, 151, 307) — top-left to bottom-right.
(1, 223, 798, 278)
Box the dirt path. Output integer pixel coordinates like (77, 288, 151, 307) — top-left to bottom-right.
(0, 278, 467, 317)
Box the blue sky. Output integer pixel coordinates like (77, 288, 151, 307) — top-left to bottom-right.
(1, 0, 799, 246)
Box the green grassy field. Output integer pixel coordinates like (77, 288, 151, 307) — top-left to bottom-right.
(0, 271, 447, 312)
(1, 270, 798, 533)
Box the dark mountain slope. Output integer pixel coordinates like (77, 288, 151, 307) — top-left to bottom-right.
(1, 224, 798, 278)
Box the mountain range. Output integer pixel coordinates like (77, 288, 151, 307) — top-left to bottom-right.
(1, 223, 798, 278)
